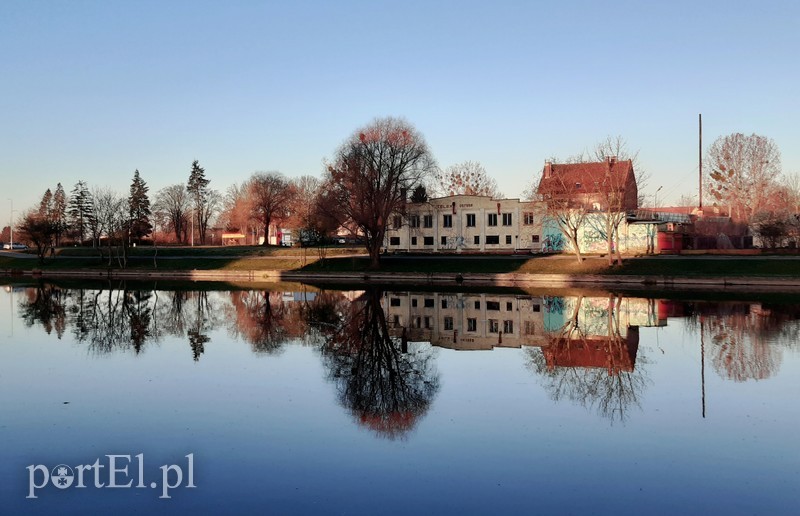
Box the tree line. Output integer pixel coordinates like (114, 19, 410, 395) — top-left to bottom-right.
(9, 116, 799, 266)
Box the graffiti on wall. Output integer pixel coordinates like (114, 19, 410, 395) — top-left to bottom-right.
(544, 215, 653, 254)
(542, 233, 565, 252)
(439, 235, 464, 251)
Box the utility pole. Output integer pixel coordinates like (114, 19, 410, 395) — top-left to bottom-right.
(700, 317, 706, 418)
(698, 114, 703, 211)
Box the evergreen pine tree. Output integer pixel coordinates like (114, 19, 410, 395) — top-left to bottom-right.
(68, 180, 94, 244)
(128, 169, 152, 243)
(52, 183, 68, 246)
(38, 188, 53, 219)
(410, 185, 429, 203)
(187, 160, 210, 244)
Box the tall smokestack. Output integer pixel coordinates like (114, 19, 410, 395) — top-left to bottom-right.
(699, 114, 703, 210)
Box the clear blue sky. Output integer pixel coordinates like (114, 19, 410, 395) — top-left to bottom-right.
(2, 0, 798, 225)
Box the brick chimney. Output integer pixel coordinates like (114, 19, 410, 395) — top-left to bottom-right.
(544, 161, 552, 178)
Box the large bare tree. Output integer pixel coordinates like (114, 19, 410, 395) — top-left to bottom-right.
(219, 181, 255, 241)
(585, 137, 643, 265)
(248, 171, 293, 246)
(705, 132, 782, 223)
(287, 175, 321, 232)
(93, 187, 129, 266)
(435, 160, 500, 198)
(592, 136, 648, 199)
(154, 184, 190, 243)
(324, 117, 436, 268)
(536, 172, 589, 263)
(17, 208, 56, 263)
(593, 161, 634, 265)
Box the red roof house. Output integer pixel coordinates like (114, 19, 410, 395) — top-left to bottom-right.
(537, 157, 638, 211)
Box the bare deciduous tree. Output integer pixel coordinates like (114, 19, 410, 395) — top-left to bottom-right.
(93, 187, 129, 266)
(287, 175, 321, 232)
(593, 162, 633, 265)
(706, 133, 782, 223)
(324, 117, 436, 268)
(435, 160, 501, 198)
(783, 172, 800, 213)
(536, 172, 588, 262)
(218, 181, 254, 242)
(17, 209, 56, 263)
(248, 171, 293, 246)
(591, 136, 649, 201)
(199, 189, 221, 244)
(154, 184, 190, 243)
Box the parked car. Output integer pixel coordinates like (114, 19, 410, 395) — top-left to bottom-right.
(2, 243, 28, 250)
(336, 236, 364, 245)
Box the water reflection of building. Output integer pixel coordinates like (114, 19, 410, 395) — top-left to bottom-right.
(382, 292, 661, 375)
(383, 292, 548, 350)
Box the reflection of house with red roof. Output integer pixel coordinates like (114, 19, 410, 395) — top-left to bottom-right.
(542, 328, 640, 375)
(383, 292, 654, 376)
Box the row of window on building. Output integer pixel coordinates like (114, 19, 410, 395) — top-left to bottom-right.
(395, 314, 538, 335)
(395, 212, 537, 230)
(390, 297, 542, 312)
(389, 234, 541, 246)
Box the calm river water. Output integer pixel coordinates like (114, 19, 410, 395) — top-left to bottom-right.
(1, 280, 798, 515)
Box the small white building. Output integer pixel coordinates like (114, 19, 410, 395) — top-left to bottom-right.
(384, 195, 545, 253)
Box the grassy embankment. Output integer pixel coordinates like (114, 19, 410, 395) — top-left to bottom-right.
(3, 246, 800, 278)
(0, 246, 349, 272)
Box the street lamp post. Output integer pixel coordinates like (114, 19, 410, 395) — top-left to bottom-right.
(7, 199, 13, 249)
(654, 186, 663, 209)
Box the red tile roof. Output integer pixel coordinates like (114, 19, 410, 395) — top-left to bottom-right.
(537, 158, 638, 210)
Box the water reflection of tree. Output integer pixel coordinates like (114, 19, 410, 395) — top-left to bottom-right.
(19, 283, 226, 359)
(35, 285, 130, 353)
(315, 289, 440, 439)
(150, 290, 226, 361)
(185, 291, 215, 361)
(302, 290, 350, 345)
(686, 303, 800, 382)
(19, 283, 67, 338)
(527, 295, 649, 424)
(68, 284, 153, 354)
(227, 291, 290, 354)
(127, 289, 153, 352)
